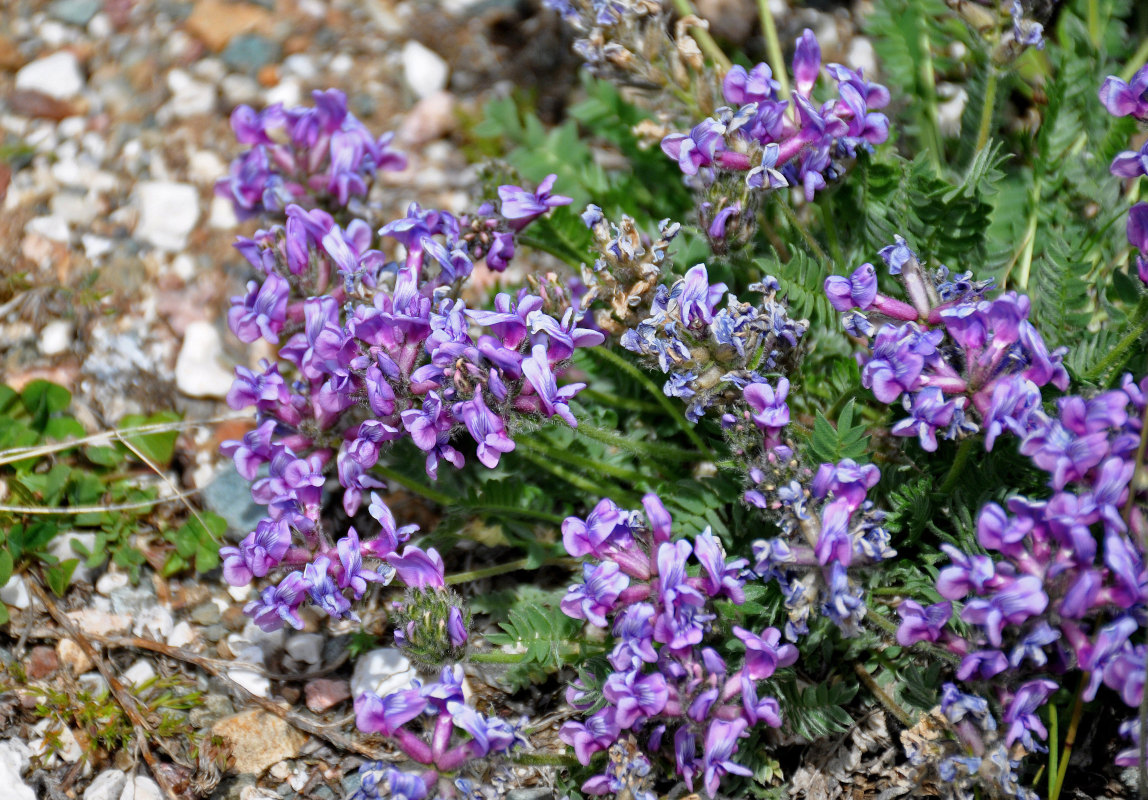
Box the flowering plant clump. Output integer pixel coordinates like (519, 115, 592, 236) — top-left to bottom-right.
(557, 493, 797, 797)
(204, 0, 1148, 797)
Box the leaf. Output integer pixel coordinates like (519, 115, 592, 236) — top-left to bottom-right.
(20, 380, 71, 430)
(116, 411, 182, 468)
(807, 400, 870, 465)
(44, 559, 79, 597)
(0, 548, 13, 587)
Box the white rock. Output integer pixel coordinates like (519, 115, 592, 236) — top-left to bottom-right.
(221, 74, 260, 106)
(227, 582, 252, 602)
(88, 13, 111, 37)
(65, 608, 131, 636)
(175, 321, 235, 399)
(46, 531, 95, 579)
(846, 36, 878, 78)
(235, 620, 285, 660)
(78, 672, 108, 695)
(82, 233, 114, 259)
(0, 740, 36, 800)
(282, 54, 317, 80)
(1, 576, 31, 610)
(209, 194, 239, 229)
(402, 41, 449, 99)
(96, 570, 129, 596)
(58, 117, 85, 138)
(50, 192, 98, 225)
(330, 53, 353, 75)
(192, 58, 226, 83)
(265, 78, 301, 108)
(122, 660, 156, 687)
(84, 769, 127, 800)
(134, 181, 199, 252)
(285, 633, 324, 665)
(165, 69, 216, 118)
(350, 648, 418, 699)
(132, 605, 174, 641)
(16, 52, 85, 99)
(40, 319, 75, 356)
(26, 215, 71, 242)
(167, 620, 196, 648)
(31, 718, 84, 763)
(120, 776, 161, 800)
(189, 150, 226, 185)
(171, 253, 196, 281)
(228, 645, 271, 698)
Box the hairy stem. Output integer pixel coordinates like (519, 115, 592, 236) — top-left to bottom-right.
(756, 0, 790, 100)
(1051, 674, 1087, 800)
(510, 752, 584, 768)
(516, 436, 647, 484)
(975, 68, 999, 154)
(852, 661, 913, 727)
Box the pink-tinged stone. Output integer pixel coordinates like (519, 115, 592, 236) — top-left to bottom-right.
(304, 679, 351, 713)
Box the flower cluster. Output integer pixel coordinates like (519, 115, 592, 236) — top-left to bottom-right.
(1102, 63, 1148, 286)
(900, 374, 1148, 758)
(352, 665, 524, 793)
(214, 89, 406, 220)
(218, 98, 598, 628)
(901, 685, 1038, 800)
(746, 454, 897, 639)
(578, 207, 680, 335)
(557, 493, 797, 798)
(391, 584, 472, 666)
(660, 29, 890, 202)
(619, 263, 806, 423)
(825, 235, 1068, 453)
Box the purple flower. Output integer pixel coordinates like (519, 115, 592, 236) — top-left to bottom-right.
(661, 119, 742, 176)
(447, 605, 468, 647)
(956, 649, 1009, 681)
(498, 174, 572, 229)
(1099, 65, 1148, 119)
(1128, 203, 1148, 284)
(862, 324, 925, 403)
(891, 387, 956, 452)
(811, 459, 881, 509)
(694, 529, 747, 602)
(702, 718, 752, 797)
(723, 63, 779, 105)
(825, 263, 878, 311)
(744, 378, 790, 436)
(355, 687, 427, 736)
(229, 273, 290, 344)
(1002, 679, 1057, 750)
(792, 28, 821, 96)
(815, 497, 854, 566)
(1111, 140, 1148, 179)
(304, 555, 353, 619)
(245, 571, 308, 631)
(675, 726, 699, 790)
(337, 527, 388, 599)
(611, 603, 658, 666)
(741, 673, 782, 727)
(561, 561, 629, 627)
(522, 344, 583, 427)
(387, 545, 445, 589)
(733, 625, 797, 680)
(877, 234, 915, 275)
(896, 599, 952, 646)
(603, 669, 668, 728)
(674, 264, 727, 326)
(560, 708, 619, 764)
(220, 517, 292, 586)
(960, 575, 1048, 647)
(561, 498, 633, 558)
(1008, 621, 1060, 668)
(453, 393, 515, 469)
(227, 361, 290, 412)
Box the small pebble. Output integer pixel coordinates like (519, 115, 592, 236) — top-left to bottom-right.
(84, 769, 127, 800)
(28, 646, 59, 679)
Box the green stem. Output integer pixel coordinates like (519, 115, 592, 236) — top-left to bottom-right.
(776, 198, 829, 264)
(916, 17, 944, 172)
(756, 0, 790, 100)
(575, 418, 705, 463)
(1051, 674, 1087, 800)
(509, 752, 584, 768)
(939, 438, 977, 495)
(1087, 0, 1101, 49)
(583, 347, 713, 456)
(852, 662, 913, 727)
(447, 558, 532, 585)
(578, 388, 663, 415)
(1121, 38, 1148, 82)
(669, 0, 731, 71)
(469, 650, 528, 664)
(975, 68, 999, 154)
(1084, 295, 1148, 383)
(372, 463, 454, 506)
(516, 436, 648, 485)
(1048, 703, 1058, 800)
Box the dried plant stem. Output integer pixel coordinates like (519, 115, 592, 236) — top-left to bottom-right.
(28, 577, 184, 800)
